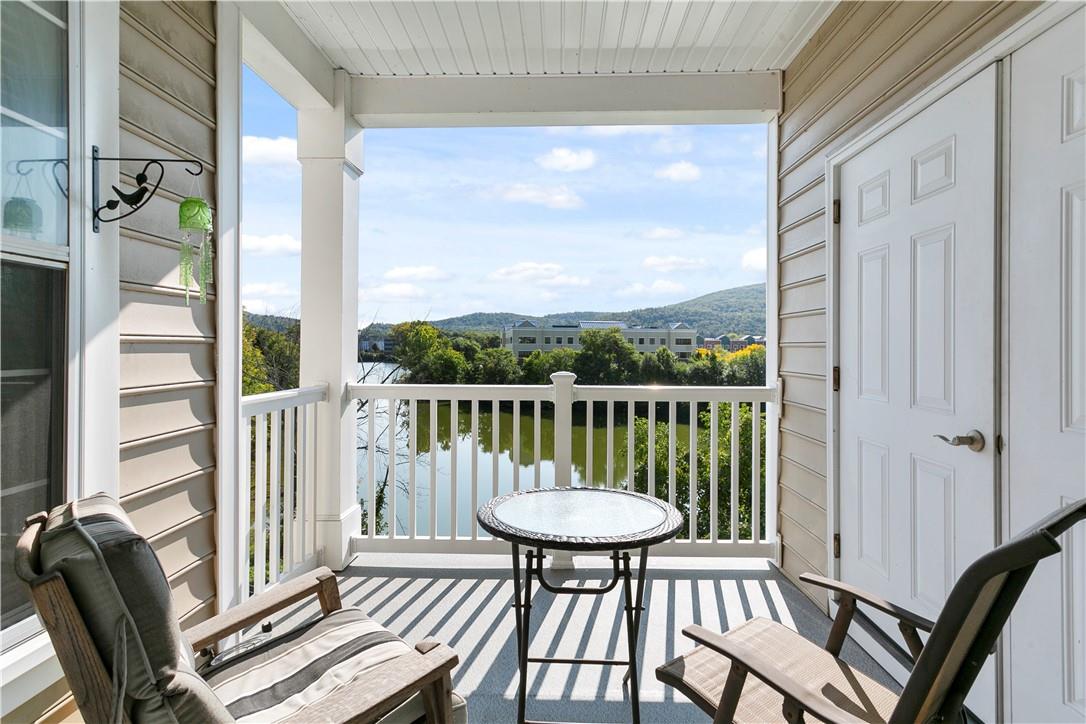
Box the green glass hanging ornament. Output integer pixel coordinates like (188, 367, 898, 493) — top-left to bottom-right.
(3, 173, 43, 236)
(178, 196, 213, 305)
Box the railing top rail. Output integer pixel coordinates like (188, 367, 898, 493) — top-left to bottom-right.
(242, 384, 328, 416)
(348, 380, 776, 403)
(349, 383, 556, 402)
(574, 385, 776, 403)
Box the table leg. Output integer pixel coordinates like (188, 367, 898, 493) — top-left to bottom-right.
(620, 551, 642, 724)
(511, 544, 529, 724)
(623, 547, 649, 685)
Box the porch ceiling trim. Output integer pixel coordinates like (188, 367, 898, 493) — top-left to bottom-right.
(350, 70, 780, 128)
(240, 2, 334, 109)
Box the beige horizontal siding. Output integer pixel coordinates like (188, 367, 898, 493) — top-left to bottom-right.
(116, 0, 217, 630)
(772, 0, 1037, 610)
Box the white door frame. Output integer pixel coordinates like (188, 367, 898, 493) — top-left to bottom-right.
(823, 0, 1082, 716)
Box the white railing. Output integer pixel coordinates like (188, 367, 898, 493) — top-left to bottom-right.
(348, 373, 777, 557)
(240, 384, 327, 597)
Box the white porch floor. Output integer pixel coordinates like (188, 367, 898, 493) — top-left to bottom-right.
(266, 553, 896, 723)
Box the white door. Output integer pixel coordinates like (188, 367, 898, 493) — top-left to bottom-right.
(838, 65, 998, 718)
(1006, 9, 1086, 722)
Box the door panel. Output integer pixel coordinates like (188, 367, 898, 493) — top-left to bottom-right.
(838, 65, 998, 718)
(1007, 9, 1086, 722)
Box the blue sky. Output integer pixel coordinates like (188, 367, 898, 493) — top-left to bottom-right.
(241, 66, 768, 324)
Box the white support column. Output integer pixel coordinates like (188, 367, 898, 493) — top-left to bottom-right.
(299, 71, 362, 570)
(215, 1, 243, 614)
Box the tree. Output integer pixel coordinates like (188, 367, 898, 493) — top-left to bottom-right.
(521, 347, 578, 385)
(572, 328, 640, 384)
(653, 346, 680, 384)
(414, 346, 469, 383)
(242, 323, 274, 394)
(449, 336, 482, 363)
(472, 347, 521, 384)
(391, 321, 442, 372)
(724, 344, 765, 386)
(252, 323, 300, 390)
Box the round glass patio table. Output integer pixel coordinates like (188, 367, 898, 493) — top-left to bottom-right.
(478, 487, 683, 724)
(478, 486, 683, 551)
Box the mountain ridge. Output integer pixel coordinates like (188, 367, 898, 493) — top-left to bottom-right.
(247, 282, 766, 339)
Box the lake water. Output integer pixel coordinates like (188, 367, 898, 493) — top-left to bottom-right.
(356, 362, 696, 538)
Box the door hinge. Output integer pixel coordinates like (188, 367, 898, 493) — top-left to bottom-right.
(996, 434, 1004, 454)
(833, 533, 841, 559)
(832, 366, 840, 392)
(832, 199, 841, 224)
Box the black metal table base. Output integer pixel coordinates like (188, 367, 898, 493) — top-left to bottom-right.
(510, 544, 649, 724)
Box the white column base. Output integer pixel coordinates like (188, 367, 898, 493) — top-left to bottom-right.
(317, 503, 362, 571)
(548, 550, 575, 570)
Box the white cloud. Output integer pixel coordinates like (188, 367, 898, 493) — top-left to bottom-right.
(488, 261, 590, 287)
(741, 247, 767, 273)
(618, 279, 687, 297)
(358, 283, 426, 301)
(584, 125, 673, 136)
(642, 226, 684, 240)
(241, 233, 301, 256)
(242, 136, 298, 166)
(753, 141, 768, 160)
(654, 161, 702, 182)
(383, 265, 450, 281)
(544, 125, 673, 136)
(536, 147, 597, 172)
(642, 255, 707, 272)
(242, 282, 298, 315)
(652, 136, 694, 154)
(498, 183, 584, 209)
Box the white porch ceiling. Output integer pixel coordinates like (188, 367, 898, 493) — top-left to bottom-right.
(281, 1, 837, 77)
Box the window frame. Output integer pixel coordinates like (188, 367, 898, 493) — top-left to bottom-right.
(0, 0, 84, 653)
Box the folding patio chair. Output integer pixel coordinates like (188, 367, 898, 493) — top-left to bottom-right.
(657, 497, 1086, 723)
(14, 493, 468, 723)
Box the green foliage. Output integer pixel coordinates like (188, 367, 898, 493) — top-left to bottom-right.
(449, 336, 482, 362)
(243, 320, 299, 392)
(472, 347, 522, 384)
(242, 323, 274, 395)
(391, 321, 442, 372)
(630, 402, 766, 540)
(414, 346, 469, 384)
(521, 347, 578, 385)
(572, 328, 640, 384)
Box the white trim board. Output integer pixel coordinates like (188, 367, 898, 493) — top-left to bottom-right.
(350, 72, 780, 128)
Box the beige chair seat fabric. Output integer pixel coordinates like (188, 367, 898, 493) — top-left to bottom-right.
(203, 608, 467, 723)
(657, 618, 898, 724)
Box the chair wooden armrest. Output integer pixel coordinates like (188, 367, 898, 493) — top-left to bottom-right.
(799, 573, 935, 632)
(187, 567, 342, 651)
(683, 625, 868, 724)
(288, 641, 460, 723)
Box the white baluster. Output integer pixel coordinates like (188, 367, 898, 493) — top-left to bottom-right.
(254, 413, 267, 594)
(450, 401, 457, 539)
(470, 400, 479, 538)
(533, 399, 541, 488)
(606, 400, 614, 488)
(752, 401, 761, 543)
(648, 401, 656, 499)
(409, 399, 417, 539)
(689, 402, 697, 541)
(730, 402, 740, 543)
(627, 401, 634, 492)
(710, 402, 719, 544)
(429, 399, 438, 540)
(388, 399, 397, 538)
(240, 415, 251, 601)
(283, 407, 294, 572)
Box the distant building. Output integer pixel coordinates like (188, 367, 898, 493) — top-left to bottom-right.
(728, 334, 766, 352)
(358, 335, 396, 355)
(702, 336, 724, 350)
(502, 320, 697, 359)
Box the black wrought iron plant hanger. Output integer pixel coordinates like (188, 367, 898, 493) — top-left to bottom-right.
(92, 145, 203, 232)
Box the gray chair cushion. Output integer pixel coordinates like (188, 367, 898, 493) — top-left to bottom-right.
(203, 608, 467, 723)
(38, 493, 232, 723)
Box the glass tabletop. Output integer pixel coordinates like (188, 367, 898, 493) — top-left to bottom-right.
(491, 488, 668, 540)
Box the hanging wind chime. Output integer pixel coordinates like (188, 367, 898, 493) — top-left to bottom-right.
(178, 193, 213, 305)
